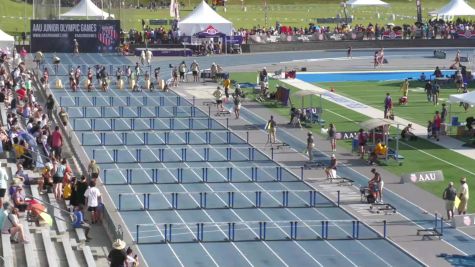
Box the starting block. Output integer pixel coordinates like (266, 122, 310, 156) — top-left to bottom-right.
(369, 203, 397, 214)
(216, 110, 231, 117)
(275, 143, 289, 149)
(330, 177, 354, 186)
(303, 161, 325, 170)
(203, 101, 217, 106)
(417, 228, 442, 240)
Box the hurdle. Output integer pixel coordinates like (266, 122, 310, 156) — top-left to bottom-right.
(116, 189, 331, 211)
(134, 219, 387, 244)
(102, 166, 301, 185)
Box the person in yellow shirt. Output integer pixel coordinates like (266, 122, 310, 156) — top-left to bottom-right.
(368, 140, 387, 165)
(223, 78, 231, 101)
(12, 137, 25, 159)
(399, 79, 409, 105)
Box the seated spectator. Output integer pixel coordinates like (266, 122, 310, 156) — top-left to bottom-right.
(434, 66, 443, 78)
(14, 163, 29, 184)
(401, 123, 417, 140)
(2, 205, 28, 243)
(16, 86, 26, 101)
(13, 186, 28, 212)
(72, 204, 91, 241)
(419, 72, 426, 81)
(368, 140, 387, 165)
(39, 162, 53, 194)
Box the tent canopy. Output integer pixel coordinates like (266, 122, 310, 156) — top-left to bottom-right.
(178, 1, 233, 36)
(346, 0, 389, 7)
(359, 118, 400, 130)
(60, 0, 114, 19)
(430, 0, 475, 16)
(448, 91, 475, 105)
(0, 29, 14, 50)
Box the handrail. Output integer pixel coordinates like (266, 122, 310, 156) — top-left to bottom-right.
(27, 195, 72, 222)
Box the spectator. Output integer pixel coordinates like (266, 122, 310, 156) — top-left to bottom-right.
(212, 87, 224, 112)
(71, 175, 89, 209)
(328, 123, 336, 152)
(53, 158, 67, 200)
(2, 207, 28, 243)
(51, 126, 63, 159)
(0, 167, 8, 208)
(357, 128, 367, 159)
(233, 94, 241, 119)
(433, 111, 441, 141)
(39, 162, 53, 194)
(265, 115, 277, 144)
(72, 204, 91, 241)
(384, 93, 392, 119)
(58, 107, 69, 126)
(46, 94, 55, 119)
(401, 123, 417, 141)
(325, 154, 337, 179)
(12, 186, 28, 212)
(88, 160, 100, 181)
(442, 182, 457, 220)
(108, 239, 127, 267)
(126, 247, 139, 266)
(458, 177, 469, 215)
(84, 180, 101, 224)
(306, 132, 314, 161)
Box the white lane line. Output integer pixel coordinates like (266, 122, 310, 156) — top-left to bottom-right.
(57, 58, 186, 267)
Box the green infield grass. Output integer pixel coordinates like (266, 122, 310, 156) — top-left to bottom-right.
(231, 71, 475, 213)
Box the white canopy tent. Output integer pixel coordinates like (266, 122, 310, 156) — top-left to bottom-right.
(429, 0, 475, 16)
(448, 91, 475, 105)
(346, 0, 389, 7)
(0, 29, 14, 50)
(178, 1, 233, 36)
(60, 0, 114, 19)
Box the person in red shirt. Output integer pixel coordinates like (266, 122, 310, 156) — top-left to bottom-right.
(51, 126, 63, 159)
(433, 111, 441, 141)
(16, 86, 26, 101)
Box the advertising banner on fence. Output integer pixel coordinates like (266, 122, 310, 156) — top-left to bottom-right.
(455, 30, 475, 39)
(400, 170, 444, 184)
(31, 20, 120, 53)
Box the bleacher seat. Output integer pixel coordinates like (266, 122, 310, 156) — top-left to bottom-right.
(41, 229, 59, 267)
(1, 233, 13, 267)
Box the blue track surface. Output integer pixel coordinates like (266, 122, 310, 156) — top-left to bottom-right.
(297, 70, 456, 83)
(44, 53, 435, 267)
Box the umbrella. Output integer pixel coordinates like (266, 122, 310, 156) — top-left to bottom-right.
(29, 202, 46, 216)
(387, 23, 395, 26)
(39, 212, 53, 226)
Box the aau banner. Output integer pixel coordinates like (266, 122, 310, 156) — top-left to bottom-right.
(400, 170, 444, 184)
(31, 20, 120, 53)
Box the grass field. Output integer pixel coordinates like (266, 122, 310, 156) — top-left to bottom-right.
(2, 0, 475, 35)
(231, 72, 475, 213)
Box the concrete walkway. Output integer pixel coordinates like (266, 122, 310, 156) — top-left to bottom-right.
(281, 78, 475, 161)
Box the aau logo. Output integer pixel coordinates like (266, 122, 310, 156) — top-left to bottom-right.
(203, 25, 219, 35)
(463, 216, 472, 226)
(464, 30, 472, 39)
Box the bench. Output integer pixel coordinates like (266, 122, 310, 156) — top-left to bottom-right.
(417, 228, 442, 240)
(1, 233, 13, 267)
(369, 203, 397, 214)
(22, 220, 39, 267)
(330, 177, 354, 186)
(41, 229, 59, 267)
(82, 245, 97, 267)
(47, 193, 68, 234)
(70, 214, 87, 244)
(61, 234, 80, 267)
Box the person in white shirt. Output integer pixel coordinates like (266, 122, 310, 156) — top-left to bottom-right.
(0, 167, 9, 208)
(212, 87, 224, 112)
(145, 49, 152, 65)
(458, 177, 470, 215)
(84, 180, 101, 224)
